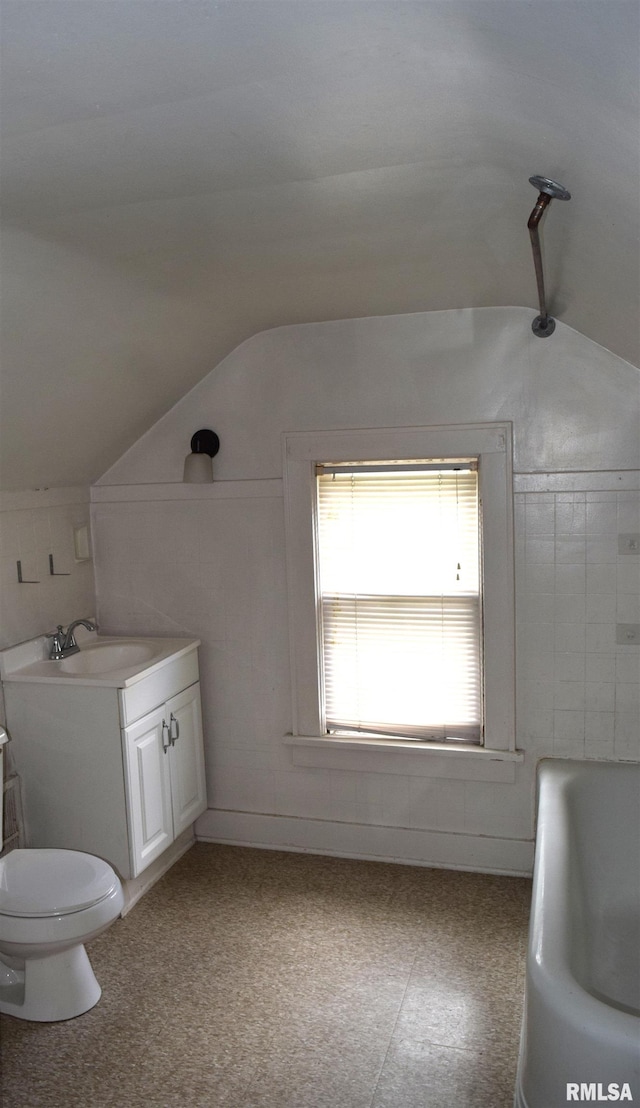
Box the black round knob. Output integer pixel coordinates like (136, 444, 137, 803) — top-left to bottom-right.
(190, 429, 220, 457)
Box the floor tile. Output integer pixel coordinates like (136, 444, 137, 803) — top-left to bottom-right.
(240, 1039, 387, 1108)
(372, 1038, 519, 1108)
(0, 843, 529, 1108)
(392, 980, 522, 1053)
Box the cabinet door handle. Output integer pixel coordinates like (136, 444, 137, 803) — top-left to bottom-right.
(169, 713, 180, 745)
(162, 720, 170, 753)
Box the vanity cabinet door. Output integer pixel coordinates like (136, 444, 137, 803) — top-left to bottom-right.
(166, 683, 207, 837)
(123, 706, 174, 876)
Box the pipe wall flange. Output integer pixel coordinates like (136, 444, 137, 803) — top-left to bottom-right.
(532, 315, 556, 337)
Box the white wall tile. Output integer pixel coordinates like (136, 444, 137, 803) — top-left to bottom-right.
(586, 592, 617, 623)
(617, 593, 640, 622)
(615, 682, 640, 712)
(616, 493, 640, 532)
(207, 751, 277, 812)
(327, 771, 361, 824)
(520, 708, 554, 741)
(584, 712, 615, 758)
(555, 493, 584, 503)
(555, 502, 586, 535)
(585, 624, 616, 653)
(617, 561, 640, 594)
(553, 594, 586, 624)
(586, 564, 616, 594)
(526, 537, 555, 564)
(518, 594, 557, 625)
(525, 564, 555, 594)
(526, 501, 555, 535)
(356, 774, 384, 824)
(556, 537, 586, 564)
(555, 563, 586, 594)
(522, 652, 556, 681)
(408, 778, 466, 833)
(586, 534, 617, 563)
(614, 713, 640, 759)
(520, 677, 554, 714)
(526, 733, 555, 758)
(554, 653, 585, 682)
(586, 501, 618, 534)
(554, 681, 586, 711)
(462, 781, 533, 838)
(273, 767, 333, 819)
(615, 653, 640, 683)
(525, 623, 557, 655)
(553, 710, 585, 756)
(555, 622, 586, 652)
(584, 682, 615, 712)
(586, 653, 616, 683)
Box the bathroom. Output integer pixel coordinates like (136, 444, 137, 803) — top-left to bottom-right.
(0, 3, 639, 1106)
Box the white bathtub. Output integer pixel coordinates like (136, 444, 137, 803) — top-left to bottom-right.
(515, 759, 640, 1108)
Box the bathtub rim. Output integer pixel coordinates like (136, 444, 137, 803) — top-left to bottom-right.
(515, 758, 640, 1108)
(529, 758, 639, 1035)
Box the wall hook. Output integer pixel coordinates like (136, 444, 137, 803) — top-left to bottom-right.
(16, 560, 39, 584)
(49, 554, 70, 576)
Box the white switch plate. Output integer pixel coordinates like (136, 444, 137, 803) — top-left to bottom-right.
(616, 623, 640, 645)
(73, 524, 91, 561)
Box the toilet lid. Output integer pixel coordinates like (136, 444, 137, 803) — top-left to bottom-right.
(0, 849, 119, 917)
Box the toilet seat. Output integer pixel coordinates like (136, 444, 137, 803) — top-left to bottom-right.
(0, 849, 119, 917)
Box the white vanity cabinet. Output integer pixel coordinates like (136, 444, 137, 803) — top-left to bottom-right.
(1, 637, 207, 880)
(123, 683, 206, 876)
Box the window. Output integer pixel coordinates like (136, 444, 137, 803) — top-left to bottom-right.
(317, 462, 482, 742)
(283, 424, 515, 758)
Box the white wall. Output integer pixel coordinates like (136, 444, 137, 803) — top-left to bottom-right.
(0, 488, 95, 652)
(93, 307, 640, 874)
(0, 228, 233, 491)
(0, 487, 96, 737)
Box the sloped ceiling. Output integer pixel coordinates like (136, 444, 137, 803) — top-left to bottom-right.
(1, 0, 638, 490)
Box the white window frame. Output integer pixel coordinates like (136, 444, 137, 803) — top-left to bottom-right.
(282, 423, 519, 777)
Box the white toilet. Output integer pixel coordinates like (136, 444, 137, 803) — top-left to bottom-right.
(0, 729, 124, 1021)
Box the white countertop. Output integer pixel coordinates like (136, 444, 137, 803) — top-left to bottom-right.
(0, 633, 200, 688)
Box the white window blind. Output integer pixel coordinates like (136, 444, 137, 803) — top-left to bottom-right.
(316, 463, 482, 743)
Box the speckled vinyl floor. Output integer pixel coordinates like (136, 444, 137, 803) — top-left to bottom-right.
(0, 844, 531, 1108)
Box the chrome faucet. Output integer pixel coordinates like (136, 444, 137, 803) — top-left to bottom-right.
(48, 619, 97, 659)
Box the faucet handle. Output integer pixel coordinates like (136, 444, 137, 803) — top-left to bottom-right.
(46, 626, 66, 659)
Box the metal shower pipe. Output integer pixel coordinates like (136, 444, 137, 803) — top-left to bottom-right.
(527, 175, 571, 337)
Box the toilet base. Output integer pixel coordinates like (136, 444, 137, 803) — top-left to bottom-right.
(0, 944, 101, 1022)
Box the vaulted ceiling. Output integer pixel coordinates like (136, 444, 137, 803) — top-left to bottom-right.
(1, 1, 638, 490)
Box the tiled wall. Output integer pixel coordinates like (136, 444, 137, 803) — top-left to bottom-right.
(516, 487, 640, 763)
(0, 487, 95, 822)
(91, 474, 639, 873)
(0, 488, 95, 654)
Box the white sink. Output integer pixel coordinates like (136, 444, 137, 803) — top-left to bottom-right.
(59, 640, 159, 675)
(0, 634, 201, 687)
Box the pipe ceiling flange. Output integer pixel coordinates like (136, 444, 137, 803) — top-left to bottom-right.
(528, 175, 572, 202)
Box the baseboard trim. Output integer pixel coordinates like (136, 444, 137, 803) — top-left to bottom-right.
(120, 828, 195, 915)
(195, 809, 533, 877)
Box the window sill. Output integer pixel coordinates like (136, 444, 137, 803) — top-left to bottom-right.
(283, 734, 523, 782)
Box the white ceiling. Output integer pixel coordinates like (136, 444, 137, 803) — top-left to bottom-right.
(1, 1, 638, 490)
